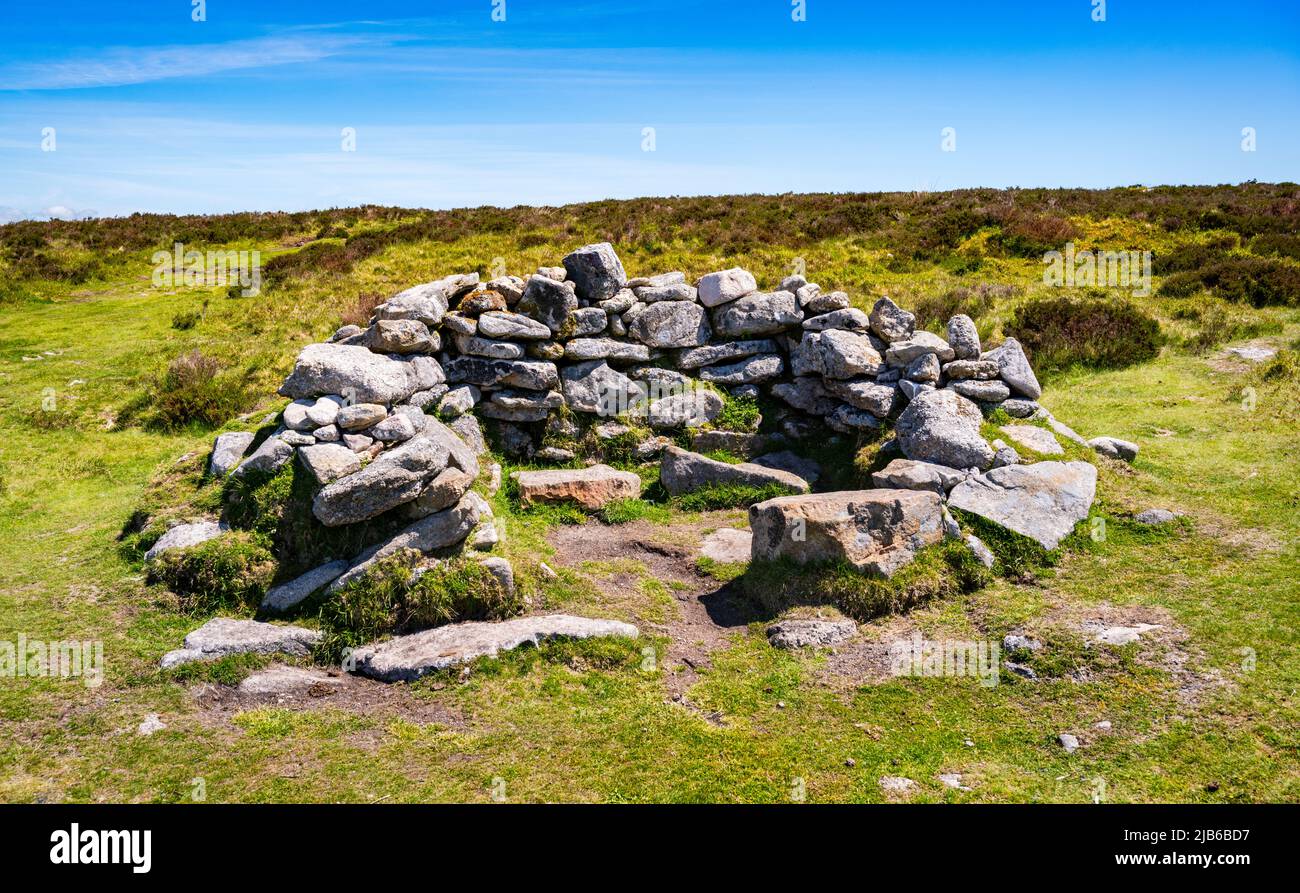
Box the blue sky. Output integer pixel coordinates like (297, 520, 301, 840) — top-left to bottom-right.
(0, 0, 1296, 220)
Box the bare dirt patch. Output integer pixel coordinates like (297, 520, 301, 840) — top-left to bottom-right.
(546, 515, 764, 711)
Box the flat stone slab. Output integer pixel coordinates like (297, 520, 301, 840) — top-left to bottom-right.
(160, 618, 321, 669)
(660, 446, 810, 497)
(947, 461, 1098, 550)
(766, 619, 856, 649)
(1226, 346, 1276, 362)
(749, 488, 945, 577)
(1085, 622, 1160, 646)
(871, 458, 969, 494)
(999, 424, 1063, 456)
(699, 528, 752, 564)
(144, 520, 227, 563)
(261, 559, 350, 613)
(237, 665, 346, 696)
(352, 614, 640, 682)
(512, 465, 641, 510)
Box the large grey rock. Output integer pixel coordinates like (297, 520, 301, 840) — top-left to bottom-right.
(564, 338, 653, 362)
(1001, 424, 1063, 456)
(942, 358, 999, 381)
(375, 281, 451, 327)
(232, 434, 296, 478)
(444, 356, 558, 391)
(635, 282, 697, 303)
(696, 268, 757, 307)
(261, 559, 350, 612)
(985, 338, 1041, 400)
(868, 297, 916, 343)
(660, 446, 810, 497)
(279, 343, 444, 405)
(297, 443, 363, 485)
(699, 354, 784, 385)
(792, 329, 883, 379)
(871, 458, 970, 494)
(628, 300, 711, 349)
(770, 377, 839, 415)
(563, 242, 627, 302)
(947, 379, 1011, 403)
(336, 403, 387, 431)
(895, 389, 994, 470)
(561, 359, 639, 416)
(518, 275, 578, 334)
(906, 352, 941, 384)
(712, 291, 802, 338)
(352, 614, 639, 682)
(947, 314, 981, 360)
(947, 461, 1098, 550)
(767, 619, 856, 650)
(476, 310, 552, 341)
(328, 494, 483, 592)
(237, 665, 346, 696)
(144, 520, 227, 563)
(368, 412, 420, 442)
(824, 377, 897, 417)
(312, 436, 450, 526)
(570, 306, 609, 336)
(453, 333, 524, 360)
(405, 467, 475, 519)
(443, 415, 487, 463)
(369, 318, 435, 354)
(675, 339, 780, 370)
(802, 307, 871, 332)
(885, 331, 956, 367)
(1089, 436, 1139, 462)
(748, 489, 946, 577)
(513, 465, 641, 510)
(438, 384, 480, 419)
(160, 618, 321, 669)
(646, 389, 724, 428)
(208, 431, 255, 478)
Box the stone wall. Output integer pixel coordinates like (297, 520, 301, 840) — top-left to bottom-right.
(271, 240, 1047, 468)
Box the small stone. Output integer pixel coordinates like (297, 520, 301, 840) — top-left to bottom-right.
(1134, 508, 1179, 525)
(696, 267, 758, 307)
(766, 619, 856, 649)
(1058, 733, 1079, 753)
(137, 714, 166, 736)
(337, 403, 388, 431)
(1089, 436, 1139, 462)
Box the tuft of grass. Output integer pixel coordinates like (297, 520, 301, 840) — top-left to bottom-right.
(146, 530, 277, 615)
(742, 540, 991, 622)
(672, 481, 794, 512)
(598, 498, 673, 525)
(712, 393, 761, 433)
(696, 556, 748, 582)
(127, 349, 250, 431)
(316, 553, 525, 663)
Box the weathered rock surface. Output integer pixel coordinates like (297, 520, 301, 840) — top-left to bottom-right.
(947, 314, 981, 360)
(895, 389, 994, 470)
(518, 275, 578, 334)
(1089, 436, 1139, 462)
(697, 268, 757, 307)
(871, 458, 969, 494)
(208, 432, 254, 478)
(749, 489, 946, 577)
(476, 310, 552, 341)
(261, 559, 350, 613)
(352, 614, 640, 682)
(512, 465, 641, 510)
(328, 495, 483, 592)
(628, 300, 711, 349)
(766, 619, 856, 649)
(237, 665, 346, 696)
(947, 461, 1098, 550)
(144, 520, 227, 563)
(1000, 424, 1063, 456)
(160, 618, 321, 669)
(646, 389, 723, 428)
(660, 446, 810, 497)
(279, 343, 444, 404)
(563, 242, 627, 302)
(233, 434, 296, 478)
(868, 297, 916, 343)
(985, 338, 1041, 399)
(312, 436, 450, 526)
(712, 291, 802, 338)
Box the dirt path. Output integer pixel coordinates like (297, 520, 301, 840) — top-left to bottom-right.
(546, 516, 764, 709)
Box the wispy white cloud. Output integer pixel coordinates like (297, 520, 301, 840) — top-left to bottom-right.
(0, 32, 394, 91)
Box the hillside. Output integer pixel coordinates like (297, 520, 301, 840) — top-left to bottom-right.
(1, 185, 1297, 803)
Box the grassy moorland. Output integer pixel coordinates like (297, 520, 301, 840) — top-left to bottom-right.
(0, 186, 1297, 803)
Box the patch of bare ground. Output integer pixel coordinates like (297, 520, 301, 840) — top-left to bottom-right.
(546, 515, 763, 720)
(190, 670, 467, 732)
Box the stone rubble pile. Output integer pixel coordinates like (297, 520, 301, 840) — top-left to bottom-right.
(152, 241, 1137, 676)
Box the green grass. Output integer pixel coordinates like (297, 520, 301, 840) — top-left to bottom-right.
(0, 188, 1297, 803)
